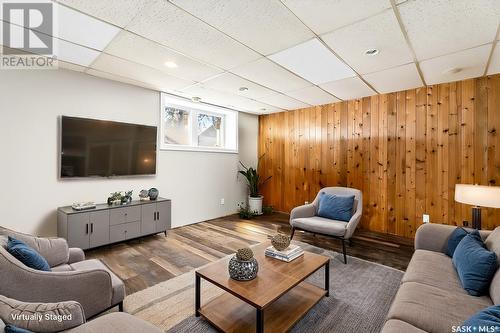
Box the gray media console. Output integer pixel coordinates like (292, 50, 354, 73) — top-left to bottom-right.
(57, 198, 171, 250)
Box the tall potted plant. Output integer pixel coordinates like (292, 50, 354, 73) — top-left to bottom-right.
(238, 157, 271, 215)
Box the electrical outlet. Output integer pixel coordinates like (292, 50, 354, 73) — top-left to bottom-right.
(220, 198, 225, 205)
(423, 214, 430, 223)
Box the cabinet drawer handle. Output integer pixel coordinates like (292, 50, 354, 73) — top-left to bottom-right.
(86, 224, 89, 234)
(90, 223, 94, 233)
(157, 211, 160, 220)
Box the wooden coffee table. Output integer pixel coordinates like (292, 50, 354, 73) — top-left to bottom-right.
(195, 242, 330, 333)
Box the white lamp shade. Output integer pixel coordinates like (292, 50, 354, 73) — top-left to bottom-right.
(455, 184, 500, 208)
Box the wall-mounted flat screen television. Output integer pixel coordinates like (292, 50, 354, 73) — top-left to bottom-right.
(60, 116, 157, 178)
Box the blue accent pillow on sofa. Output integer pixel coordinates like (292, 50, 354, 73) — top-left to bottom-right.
(452, 230, 497, 296)
(7, 236, 51, 271)
(317, 193, 355, 222)
(5, 324, 33, 333)
(446, 227, 469, 257)
(463, 305, 500, 332)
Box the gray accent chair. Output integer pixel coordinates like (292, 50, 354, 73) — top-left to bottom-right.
(0, 227, 125, 319)
(289, 187, 363, 264)
(0, 295, 162, 333)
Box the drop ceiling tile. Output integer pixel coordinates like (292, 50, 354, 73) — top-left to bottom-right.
(181, 84, 282, 113)
(57, 0, 148, 27)
(170, 0, 313, 55)
(257, 93, 310, 110)
(105, 31, 222, 82)
(126, 0, 260, 70)
(285, 86, 340, 105)
(322, 10, 413, 74)
(363, 63, 422, 94)
(55, 3, 120, 50)
(268, 38, 356, 85)
(320, 77, 376, 100)
(58, 60, 86, 72)
(398, 0, 500, 60)
(56, 39, 101, 66)
(86, 68, 158, 91)
(282, 0, 391, 35)
(91, 53, 194, 91)
(487, 43, 500, 75)
(200, 73, 276, 99)
(420, 44, 491, 85)
(230, 57, 311, 93)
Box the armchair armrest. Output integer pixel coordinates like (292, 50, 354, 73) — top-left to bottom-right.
(0, 295, 85, 333)
(415, 223, 492, 253)
(68, 248, 85, 264)
(290, 204, 316, 222)
(344, 211, 362, 239)
(0, 250, 113, 319)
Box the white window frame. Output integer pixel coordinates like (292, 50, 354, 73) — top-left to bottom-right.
(160, 93, 238, 153)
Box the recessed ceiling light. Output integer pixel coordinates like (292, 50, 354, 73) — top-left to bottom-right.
(239, 87, 249, 92)
(364, 49, 379, 56)
(191, 96, 202, 102)
(164, 61, 178, 68)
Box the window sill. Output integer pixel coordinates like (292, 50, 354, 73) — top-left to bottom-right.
(160, 145, 238, 154)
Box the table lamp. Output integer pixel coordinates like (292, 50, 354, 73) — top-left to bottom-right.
(454, 184, 500, 229)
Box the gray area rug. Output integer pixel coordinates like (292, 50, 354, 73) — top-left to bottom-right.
(166, 243, 403, 333)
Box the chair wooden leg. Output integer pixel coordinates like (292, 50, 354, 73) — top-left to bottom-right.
(342, 239, 347, 264)
(118, 302, 124, 312)
(290, 227, 295, 239)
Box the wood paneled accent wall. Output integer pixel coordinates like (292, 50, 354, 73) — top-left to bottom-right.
(258, 75, 500, 238)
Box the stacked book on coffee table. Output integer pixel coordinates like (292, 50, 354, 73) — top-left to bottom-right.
(265, 244, 304, 262)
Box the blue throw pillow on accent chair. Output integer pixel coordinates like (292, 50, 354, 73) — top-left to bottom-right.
(317, 193, 355, 222)
(463, 305, 500, 332)
(7, 236, 51, 271)
(446, 227, 469, 257)
(5, 324, 33, 333)
(452, 230, 497, 296)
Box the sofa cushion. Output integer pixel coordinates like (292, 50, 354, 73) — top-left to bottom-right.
(51, 264, 73, 272)
(463, 305, 500, 332)
(386, 282, 492, 333)
(453, 231, 498, 296)
(70, 260, 125, 306)
(402, 249, 467, 294)
(7, 237, 50, 272)
(380, 319, 427, 333)
(446, 227, 469, 257)
(485, 228, 500, 305)
(291, 216, 346, 237)
(65, 313, 162, 333)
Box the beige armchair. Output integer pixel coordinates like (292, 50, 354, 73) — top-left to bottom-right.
(0, 227, 125, 319)
(290, 187, 363, 264)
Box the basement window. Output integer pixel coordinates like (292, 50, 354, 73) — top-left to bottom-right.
(160, 93, 238, 153)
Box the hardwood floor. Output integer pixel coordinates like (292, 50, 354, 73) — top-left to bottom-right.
(86, 213, 414, 295)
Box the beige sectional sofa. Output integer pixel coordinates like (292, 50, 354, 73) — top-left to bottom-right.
(381, 223, 500, 333)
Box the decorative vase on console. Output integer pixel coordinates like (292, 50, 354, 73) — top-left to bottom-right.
(148, 188, 159, 200)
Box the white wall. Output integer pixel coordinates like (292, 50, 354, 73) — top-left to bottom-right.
(0, 69, 258, 236)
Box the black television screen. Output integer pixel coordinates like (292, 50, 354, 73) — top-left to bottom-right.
(60, 116, 157, 178)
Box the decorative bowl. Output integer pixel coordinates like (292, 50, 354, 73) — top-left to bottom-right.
(228, 256, 258, 281)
